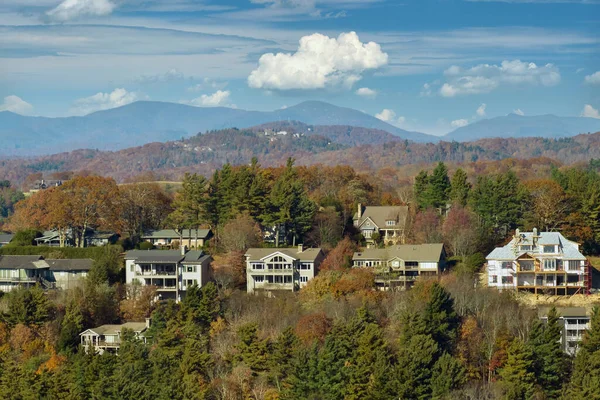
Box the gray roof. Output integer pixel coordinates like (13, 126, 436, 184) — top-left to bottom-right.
(245, 247, 323, 262)
(538, 306, 590, 318)
(82, 322, 148, 336)
(141, 229, 212, 240)
(43, 259, 94, 271)
(486, 231, 586, 260)
(353, 243, 445, 262)
(0, 255, 44, 269)
(354, 206, 408, 230)
(0, 233, 14, 244)
(125, 249, 209, 264)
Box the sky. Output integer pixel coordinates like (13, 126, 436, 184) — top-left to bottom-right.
(0, 0, 599, 135)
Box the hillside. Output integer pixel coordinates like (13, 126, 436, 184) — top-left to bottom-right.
(445, 113, 600, 142)
(0, 100, 434, 156)
(2, 124, 600, 185)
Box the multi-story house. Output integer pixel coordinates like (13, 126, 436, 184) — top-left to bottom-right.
(353, 204, 408, 247)
(124, 248, 212, 302)
(141, 229, 213, 249)
(0, 255, 92, 292)
(34, 228, 119, 247)
(245, 245, 324, 294)
(80, 319, 151, 354)
(486, 229, 591, 295)
(538, 307, 591, 356)
(352, 243, 446, 290)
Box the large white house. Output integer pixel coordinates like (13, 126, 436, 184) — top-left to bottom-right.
(486, 229, 590, 295)
(245, 245, 324, 294)
(124, 249, 212, 302)
(352, 243, 446, 290)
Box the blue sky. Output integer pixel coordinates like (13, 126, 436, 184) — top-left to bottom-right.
(0, 0, 599, 135)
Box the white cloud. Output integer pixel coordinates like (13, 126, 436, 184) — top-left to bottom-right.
(375, 108, 406, 126)
(438, 60, 560, 97)
(136, 69, 186, 84)
(187, 78, 229, 92)
(46, 0, 116, 22)
(451, 119, 469, 128)
(0, 95, 34, 115)
(70, 88, 143, 115)
(355, 87, 377, 98)
(513, 108, 525, 115)
(187, 90, 232, 107)
(585, 71, 600, 85)
(582, 104, 600, 119)
(248, 31, 388, 90)
(476, 103, 487, 117)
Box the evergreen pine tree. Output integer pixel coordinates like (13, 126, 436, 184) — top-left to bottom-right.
(423, 282, 460, 354)
(414, 170, 430, 209)
(449, 168, 471, 207)
(426, 162, 451, 211)
(498, 338, 537, 400)
(430, 352, 466, 399)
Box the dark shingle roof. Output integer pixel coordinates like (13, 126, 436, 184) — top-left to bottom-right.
(125, 250, 209, 264)
(141, 229, 212, 240)
(0, 255, 43, 269)
(0, 233, 14, 244)
(44, 259, 94, 271)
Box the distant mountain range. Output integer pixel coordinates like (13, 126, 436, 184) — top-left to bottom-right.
(1, 100, 599, 156)
(0, 101, 431, 156)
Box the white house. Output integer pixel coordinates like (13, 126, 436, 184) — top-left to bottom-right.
(486, 229, 590, 295)
(245, 245, 324, 294)
(124, 248, 212, 302)
(352, 243, 446, 290)
(80, 319, 150, 354)
(538, 307, 591, 356)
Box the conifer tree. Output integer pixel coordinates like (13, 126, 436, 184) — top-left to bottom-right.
(498, 338, 537, 400)
(568, 306, 600, 399)
(414, 170, 430, 209)
(450, 168, 471, 207)
(426, 162, 451, 211)
(271, 327, 300, 391)
(430, 352, 466, 399)
(423, 282, 460, 355)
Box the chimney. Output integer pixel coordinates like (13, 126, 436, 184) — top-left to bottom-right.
(533, 227, 538, 237)
(515, 228, 520, 237)
(145, 317, 151, 329)
(357, 203, 363, 219)
(181, 244, 186, 256)
(298, 244, 304, 253)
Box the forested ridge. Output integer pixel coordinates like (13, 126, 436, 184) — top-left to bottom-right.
(1, 124, 599, 185)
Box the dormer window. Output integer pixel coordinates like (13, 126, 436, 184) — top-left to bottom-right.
(543, 245, 555, 254)
(386, 220, 395, 226)
(520, 245, 532, 251)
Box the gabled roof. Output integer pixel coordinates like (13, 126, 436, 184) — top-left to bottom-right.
(0, 233, 14, 244)
(80, 322, 148, 336)
(0, 255, 44, 269)
(353, 243, 445, 263)
(486, 231, 586, 261)
(141, 229, 212, 240)
(354, 206, 408, 230)
(42, 259, 94, 271)
(245, 247, 323, 262)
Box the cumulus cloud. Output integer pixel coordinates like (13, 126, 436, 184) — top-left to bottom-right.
(585, 71, 600, 85)
(187, 90, 232, 107)
(375, 109, 406, 126)
(47, 0, 116, 22)
(582, 104, 600, 119)
(248, 31, 388, 90)
(513, 108, 525, 116)
(437, 60, 560, 97)
(70, 88, 143, 116)
(451, 119, 469, 128)
(355, 87, 377, 98)
(476, 103, 487, 117)
(0, 95, 34, 115)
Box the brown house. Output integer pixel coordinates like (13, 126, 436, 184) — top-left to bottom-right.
(353, 204, 409, 247)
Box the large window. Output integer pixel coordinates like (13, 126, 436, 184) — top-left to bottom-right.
(502, 276, 514, 284)
(501, 262, 513, 269)
(520, 245, 532, 252)
(543, 245, 555, 253)
(300, 276, 308, 283)
(254, 276, 264, 283)
(266, 256, 292, 270)
(567, 260, 580, 271)
(300, 263, 311, 270)
(252, 263, 264, 270)
(363, 230, 372, 238)
(386, 220, 395, 226)
(543, 259, 556, 271)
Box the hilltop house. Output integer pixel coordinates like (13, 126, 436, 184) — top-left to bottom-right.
(352, 243, 446, 290)
(80, 319, 150, 354)
(34, 228, 119, 247)
(353, 204, 408, 246)
(124, 248, 212, 302)
(141, 229, 213, 249)
(486, 229, 591, 295)
(245, 245, 324, 294)
(0, 255, 92, 292)
(538, 307, 591, 356)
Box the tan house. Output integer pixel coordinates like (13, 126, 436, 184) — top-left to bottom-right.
(352, 243, 446, 290)
(80, 319, 150, 354)
(353, 204, 409, 246)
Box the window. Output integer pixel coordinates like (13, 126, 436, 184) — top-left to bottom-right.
(274, 275, 283, 284)
(567, 260, 580, 271)
(520, 245, 532, 251)
(363, 230, 372, 238)
(501, 262, 513, 269)
(543, 245, 555, 253)
(386, 220, 395, 226)
(543, 259, 556, 271)
(502, 276, 514, 284)
(187, 266, 196, 273)
(492, 275, 498, 283)
(266, 256, 292, 270)
(391, 260, 400, 268)
(130, 265, 134, 272)
(186, 279, 196, 287)
(300, 276, 308, 283)
(254, 276, 264, 283)
(300, 263, 311, 270)
(284, 275, 292, 283)
(405, 261, 418, 268)
(252, 263, 264, 270)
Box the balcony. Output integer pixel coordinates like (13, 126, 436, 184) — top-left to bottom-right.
(136, 271, 177, 276)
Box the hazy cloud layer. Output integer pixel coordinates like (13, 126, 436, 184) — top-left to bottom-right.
(0, 95, 34, 115)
